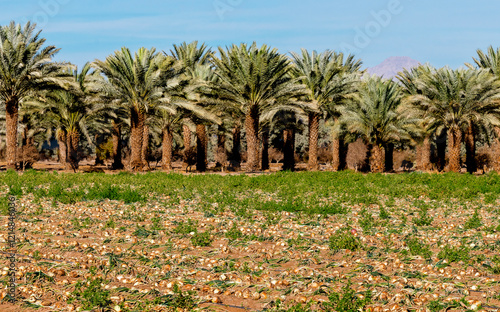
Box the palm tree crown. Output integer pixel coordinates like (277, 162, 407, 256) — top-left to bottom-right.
(471, 46, 500, 78)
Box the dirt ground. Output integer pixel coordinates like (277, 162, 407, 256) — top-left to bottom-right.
(0, 192, 499, 311)
(0, 162, 499, 311)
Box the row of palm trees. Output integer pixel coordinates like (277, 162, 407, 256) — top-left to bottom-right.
(2, 21, 500, 173)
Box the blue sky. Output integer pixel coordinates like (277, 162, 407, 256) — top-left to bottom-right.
(1, 0, 499, 69)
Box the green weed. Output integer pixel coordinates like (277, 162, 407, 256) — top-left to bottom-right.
(379, 206, 390, 219)
(404, 237, 432, 259)
(68, 277, 111, 310)
(359, 208, 376, 232)
(464, 210, 482, 230)
(225, 224, 244, 240)
(329, 228, 362, 252)
(191, 231, 213, 247)
(322, 282, 372, 311)
(437, 245, 470, 263)
(173, 219, 198, 235)
(413, 206, 433, 226)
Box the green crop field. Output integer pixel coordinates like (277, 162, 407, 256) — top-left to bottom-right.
(1, 170, 500, 311)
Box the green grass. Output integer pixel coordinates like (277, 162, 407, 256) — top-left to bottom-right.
(464, 210, 482, 229)
(404, 237, 432, 259)
(1, 170, 499, 215)
(329, 228, 363, 252)
(437, 245, 470, 263)
(68, 277, 112, 310)
(173, 219, 198, 235)
(191, 231, 214, 247)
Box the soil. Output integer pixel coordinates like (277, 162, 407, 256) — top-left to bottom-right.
(0, 162, 498, 311)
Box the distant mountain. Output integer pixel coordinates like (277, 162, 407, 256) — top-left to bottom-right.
(366, 56, 421, 79)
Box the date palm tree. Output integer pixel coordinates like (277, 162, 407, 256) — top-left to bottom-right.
(26, 63, 107, 170)
(404, 67, 500, 173)
(398, 65, 435, 171)
(172, 62, 225, 172)
(212, 43, 305, 171)
(149, 107, 181, 171)
(262, 110, 306, 171)
(0, 21, 71, 169)
(170, 41, 214, 169)
(108, 107, 128, 170)
(15, 105, 46, 170)
(338, 76, 416, 172)
(291, 49, 361, 171)
(92, 47, 182, 170)
(470, 46, 500, 171)
(186, 64, 217, 172)
(149, 95, 220, 171)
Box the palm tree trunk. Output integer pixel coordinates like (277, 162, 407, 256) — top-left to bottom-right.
(261, 128, 269, 170)
(495, 127, 500, 173)
(331, 119, 347, 171)
(94, 134, 104, 165)
(25, 136, 36, 170)
(364, 143, 372, 172)
(340, 140, 348, 171)
(66, 130, 79, 171)
(370, 144, 384, 173)
(465, 122, 476, 174)
(112, 120, 124, 170)
(5, 99, 18, 170)
(215, 126, 227, 171)
(130, 107, 145, 170)
(332, 136, 340, 171)
(20, 127, 28, 171)
(183, 122, 191, 164)
(308, 112, 320, 171)
(416, 136, 432, 171)
(447, 127, 462, 173)
(422, 137, 431, 171)
(283, 129, 295, 171)
(196, 124, 207, 172)
(162, 127, 173, 171)
(245, 107, 260, 171)
(57, 129, 67, 168)
(332, 137, 347, 171)
(436, 129, 447, 172)
(416, 142, 423, 170)
(141, 124, 149, 169)
(384, 143, 394, 172)
(231, 124, 241, 167)
(69, 130, 79, 171)
(72, 130, 79, 170)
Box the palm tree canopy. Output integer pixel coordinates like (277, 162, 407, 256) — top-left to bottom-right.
(404, 67, 500, 133)
(397, 64, 438, 140)
(92, 47, 183, 113)
(290, 49, 362, 114)
(398, 64, 435, 96)
(24, 62, 109, 145)
(170, 41, 213, 71)
(339, 75, 415, 145)
(211, 42, 306, 115)
(0, 21, 72, 103)
(470, 46, 500, 78)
